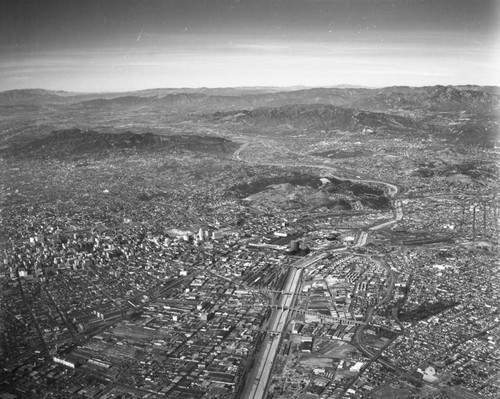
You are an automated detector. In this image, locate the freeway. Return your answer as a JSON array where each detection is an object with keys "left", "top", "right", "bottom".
[
  {"left": 243, "top": 254, "right": 326, "bottom": 399},
  {"left": 243, "top": 252, "right": 357, "bottom": 399},
  {"left": 243, "top": 266, "right": 301, "bottom": 399},
  {"left": 353, "top": 231, "right": 369, "bottom": 247},
  {"left": 369, "top": 199, "right": 404, "bottom": 231},
  {"left": 354, "top": 200, "right": 403, "bottom": 246},
  {"left": 297, "top": 252, "right": 329, "bottom": 268}
]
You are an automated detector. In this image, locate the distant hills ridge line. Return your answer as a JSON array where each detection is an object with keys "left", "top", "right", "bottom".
[
  {"left": 0, "top": 84, "right": 498, "bottom": 97},
  {"left": 1, "top": 84, "right": 497, "bottom": 151},
  {"left": 0, "top": 85, "right": 498, "bottom": 117}
]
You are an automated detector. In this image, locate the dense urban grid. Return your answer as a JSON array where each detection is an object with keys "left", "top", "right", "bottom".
[{"left": 0, "top": 85, "right": 499, "bottom": 399}]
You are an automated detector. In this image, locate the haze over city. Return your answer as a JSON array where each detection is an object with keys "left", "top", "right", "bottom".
[{"left": 1, "top": 0, "right": 499, "bottom": 92}]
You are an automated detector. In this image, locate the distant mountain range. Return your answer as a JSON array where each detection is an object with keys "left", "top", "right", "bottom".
[
  {"left": 0, "top": 85, "right": 498, "bottom": 150},
  {"left": 211, "top": 104, "right": 424, "bottom": 133}
]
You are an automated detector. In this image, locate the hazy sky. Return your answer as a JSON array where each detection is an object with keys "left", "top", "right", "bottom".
[{"left": 0, "top": 0, "right": 498, "bottom": 91}]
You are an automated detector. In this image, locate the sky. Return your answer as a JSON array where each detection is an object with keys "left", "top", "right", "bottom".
[{"left": 0, "top": 0, "right": 498, "bottom": 92}]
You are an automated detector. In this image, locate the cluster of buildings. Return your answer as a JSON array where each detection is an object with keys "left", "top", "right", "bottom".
[
  {"left": 2, "top": 211, "right": 353, "bottom": 398},
  {"left": 1, "top": 125, "right": 498, "bottom": 399},
  {"left": 375, "top": 247, "right": 500, "bottom": 394},
  {"left": 47, "top": 270, "right": 269, "bottom": 398}
]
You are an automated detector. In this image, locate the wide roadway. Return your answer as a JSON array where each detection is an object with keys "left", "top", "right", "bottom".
[{"left": 242, "top": 265, "right": 302, "bottom": 399}]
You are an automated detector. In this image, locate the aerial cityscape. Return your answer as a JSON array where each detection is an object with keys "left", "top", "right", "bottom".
[{"left": 1, "top": 1, "right": 499, "bottom": 399}]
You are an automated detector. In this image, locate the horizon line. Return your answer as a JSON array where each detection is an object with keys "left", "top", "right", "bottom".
[{"left": 1, "top": 83, "right": 499, "bottom": 95}]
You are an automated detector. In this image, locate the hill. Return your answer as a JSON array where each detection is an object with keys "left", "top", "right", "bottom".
[
  {"left": 2, "top": 129, "right": 238, "bottom": 159},
  {"left": 212, "top": 104, "right": 422, "bottom": 133},
  {"left": 231, "top": 173, "right": 390, "bottom": 211},
  {"left": 0, "top": 85, "right": 497, "bottom": 148}
]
